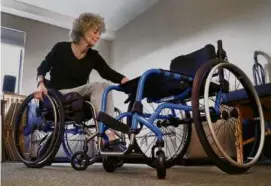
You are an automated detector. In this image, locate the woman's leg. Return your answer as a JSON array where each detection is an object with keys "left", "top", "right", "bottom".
[{"left": 59, "top": 82, "right": 116, "bottom": 140}]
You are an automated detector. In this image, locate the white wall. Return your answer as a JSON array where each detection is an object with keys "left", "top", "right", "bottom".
[
  {"left": 1, "top": 13, "right": 112, "bottom": 95},
  {"left": 111, "top": 0, "right": 271, "bottom": 110}
]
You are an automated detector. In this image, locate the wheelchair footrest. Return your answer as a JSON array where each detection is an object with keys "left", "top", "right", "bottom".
[{"left": 97, "top": 112, "right": 129, "bottom": 133}]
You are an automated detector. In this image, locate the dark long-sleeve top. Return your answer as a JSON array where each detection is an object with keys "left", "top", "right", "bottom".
[{"left": 37, "top": 42, "right": 125, "bottom": 90}]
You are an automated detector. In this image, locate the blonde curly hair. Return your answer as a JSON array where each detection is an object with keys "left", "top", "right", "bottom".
[{"left": 70, "top": 12, "right": 106, "bottom": 43}]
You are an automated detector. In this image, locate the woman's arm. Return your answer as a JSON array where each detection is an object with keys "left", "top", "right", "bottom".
[
  {"left": 37, "top": 42, "right": 60, "bottom": 83},
  {"left": 94, "top": 51, "right": 127, "bottom": 84}
]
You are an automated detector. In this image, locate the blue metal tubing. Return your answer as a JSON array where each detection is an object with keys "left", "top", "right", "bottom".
[
  {"left": 148, "top": 102, "right": 192, "bottom": 123},
  {"left": 101, "top": 109, "right": 176, "bottom": 140},
  {"left": 102, "top": 112, "right": 133, "bottom": 132},
  {"left": 64, "top": 128, "right": 84, "bottom": 135},
  {"left": 215, "top": 90, "right": 224, "bottom": 115},
  {"left": 131, "top": 103, "right": 192, "bottom": 141},
  {"left": 132, "top": 113, "right": 164, "bottom": 141},
  {"left": 141, "top": 113, "right": 174, "bottom": 120},
  {"left": 148, "top": 88, "right": 192, "bottom": 104},
  {"left": 115, "top": 112, "right": 132, "bottom": 121}
]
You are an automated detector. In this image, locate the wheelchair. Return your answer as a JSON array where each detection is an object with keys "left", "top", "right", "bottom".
[
  {"left": 252, "top": 50, "right": 271, "bottom": 159},
  {"left": 12, "top": 87, "right": 126, "bottom": 168},
  {"left": 94, "top": 40, "right": 265, "bottom": 179}
]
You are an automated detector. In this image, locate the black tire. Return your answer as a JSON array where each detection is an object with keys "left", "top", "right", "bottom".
[
  {"left": 192, "top": 59, "right": 263, "bottom": 174},
  {"left": 102, "top": 156, "right": 118, "bottom": 172},
  {"left": 116, "top": 157, "right": 124, "bottom": 168},
  {"left": 13, "top": 89, "right": 65, "bottom": 168},
  {"left": 71, "top": 151, "right": 89, "bottom": 171},
  {"left": 156, "top": 150, "right": 166, "bottom": 179},
  {"left": 263, "top": 133, "right": 271, "bottom": 159},
  {"left": 127, "top": 99, "right": 191, "bottom": 169}
]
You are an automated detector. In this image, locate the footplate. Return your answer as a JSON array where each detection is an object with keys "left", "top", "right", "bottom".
[{"left": 97, "top": 112, "right": 129, "bottom": 133}]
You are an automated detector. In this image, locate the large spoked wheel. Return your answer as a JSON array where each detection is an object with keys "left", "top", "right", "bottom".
[
  {"left": 127, "top": 99, "right": 191, "bottom": 168},
  {"left": 13, "top": 89, "right": 65, "bottom": 168},
  {"left": 192, "top": 60, "right": 265, "bottom": 174}
]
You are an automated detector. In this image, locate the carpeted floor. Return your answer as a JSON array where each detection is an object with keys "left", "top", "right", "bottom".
[{"left": 1, "top": 163, "right": 271, "bottom": 186}]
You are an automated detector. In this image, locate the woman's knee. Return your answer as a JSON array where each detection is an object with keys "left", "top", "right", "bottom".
[
  {"left": 87, "top": 82, "right": 111, "bottom": 95},
  {"left": 101, "top": 82, "right": 110, "bottom": 88}
]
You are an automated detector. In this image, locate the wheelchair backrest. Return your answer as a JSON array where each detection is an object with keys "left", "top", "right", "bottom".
[{"left": 170, "top": 44, "right": 216, "bottom": 77}]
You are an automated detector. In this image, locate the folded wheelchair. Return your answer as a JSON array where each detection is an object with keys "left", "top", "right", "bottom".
[{"left": 13, "top": 40, "right": 265, "bottom": 179}]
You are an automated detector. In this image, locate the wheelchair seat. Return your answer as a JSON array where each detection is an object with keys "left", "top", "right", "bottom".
[
  {"left": 41, "top": 89, "right": 93, "bottom": 122},
  {"left": 120, "top": 44, "right": 219, "bottom": 101}
]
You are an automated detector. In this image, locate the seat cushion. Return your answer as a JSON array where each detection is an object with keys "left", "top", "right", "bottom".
[
  {"left": 119, "top": 71, "right": 221, "bottom": 102},
  {"left": 41, "top": 90, "right": 93, "bottom": 122},
  {"left": 120, "top": 72, "right": 191, "bottom": 100}
]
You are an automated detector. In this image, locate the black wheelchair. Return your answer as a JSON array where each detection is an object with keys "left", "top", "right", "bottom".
[
  {"left": 12, "top": 87, "right": 126, "bottom": 168},
  {"left": 13, "top": 40, "right": 265, "bottom": 180}
]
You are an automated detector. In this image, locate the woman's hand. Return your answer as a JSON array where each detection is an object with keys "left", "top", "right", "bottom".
[
  {"left": 120, "top": 77, "right": 129, "bottom": 84},
  {"left": 34, "top": 82, "right": 48, "bottom": 100}
]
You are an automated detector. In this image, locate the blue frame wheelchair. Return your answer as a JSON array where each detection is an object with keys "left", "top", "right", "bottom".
[
  {"left": 13, "top": 40, "right": 265, "bottom": 179},
  {"left": 95, "top": 40, "right": 265, "bottom": 178}
]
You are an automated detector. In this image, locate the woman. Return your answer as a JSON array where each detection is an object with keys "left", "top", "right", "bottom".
[{"left": 34, "top": 12, "right": 129, "bottom": 147}]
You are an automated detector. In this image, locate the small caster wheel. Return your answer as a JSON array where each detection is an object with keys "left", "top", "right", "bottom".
[
  {"left": 103, "top": 156, "right": 118, "bottom": 172},
  {"left": 116, "top": 157, "right": 124, "bottom": 168},
  {"left": 71, "top": 151, "right": 89, "bottom": 171},
  {"left": 156, "top": 150, "right": 166, "bottom": 179}
]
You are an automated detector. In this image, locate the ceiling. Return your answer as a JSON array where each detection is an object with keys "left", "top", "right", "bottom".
[{"left": 1, "top": 0, "right": 161, "bottom": 40}]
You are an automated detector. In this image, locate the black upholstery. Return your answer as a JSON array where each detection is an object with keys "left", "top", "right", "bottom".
[
  {"left": 42, "top": 89, "right": 93, "bottom": 122},
  {"left": 120, "top": 44, "right": 217, "bottom": 100},
  {"left": 170, "top": 44, "right": 216, "bottom": 77},
  {"left": 120, "top": 74, "right": 191, "bottom": 100}
]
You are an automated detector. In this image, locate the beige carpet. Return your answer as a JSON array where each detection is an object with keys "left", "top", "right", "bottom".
[{"left": 1, "top": 163, "right": 271, "bottom": 186}]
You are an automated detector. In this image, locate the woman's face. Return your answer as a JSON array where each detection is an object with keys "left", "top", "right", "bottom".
[{"left": 83, "top": 27, "right": 102, "bottom": 47}]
